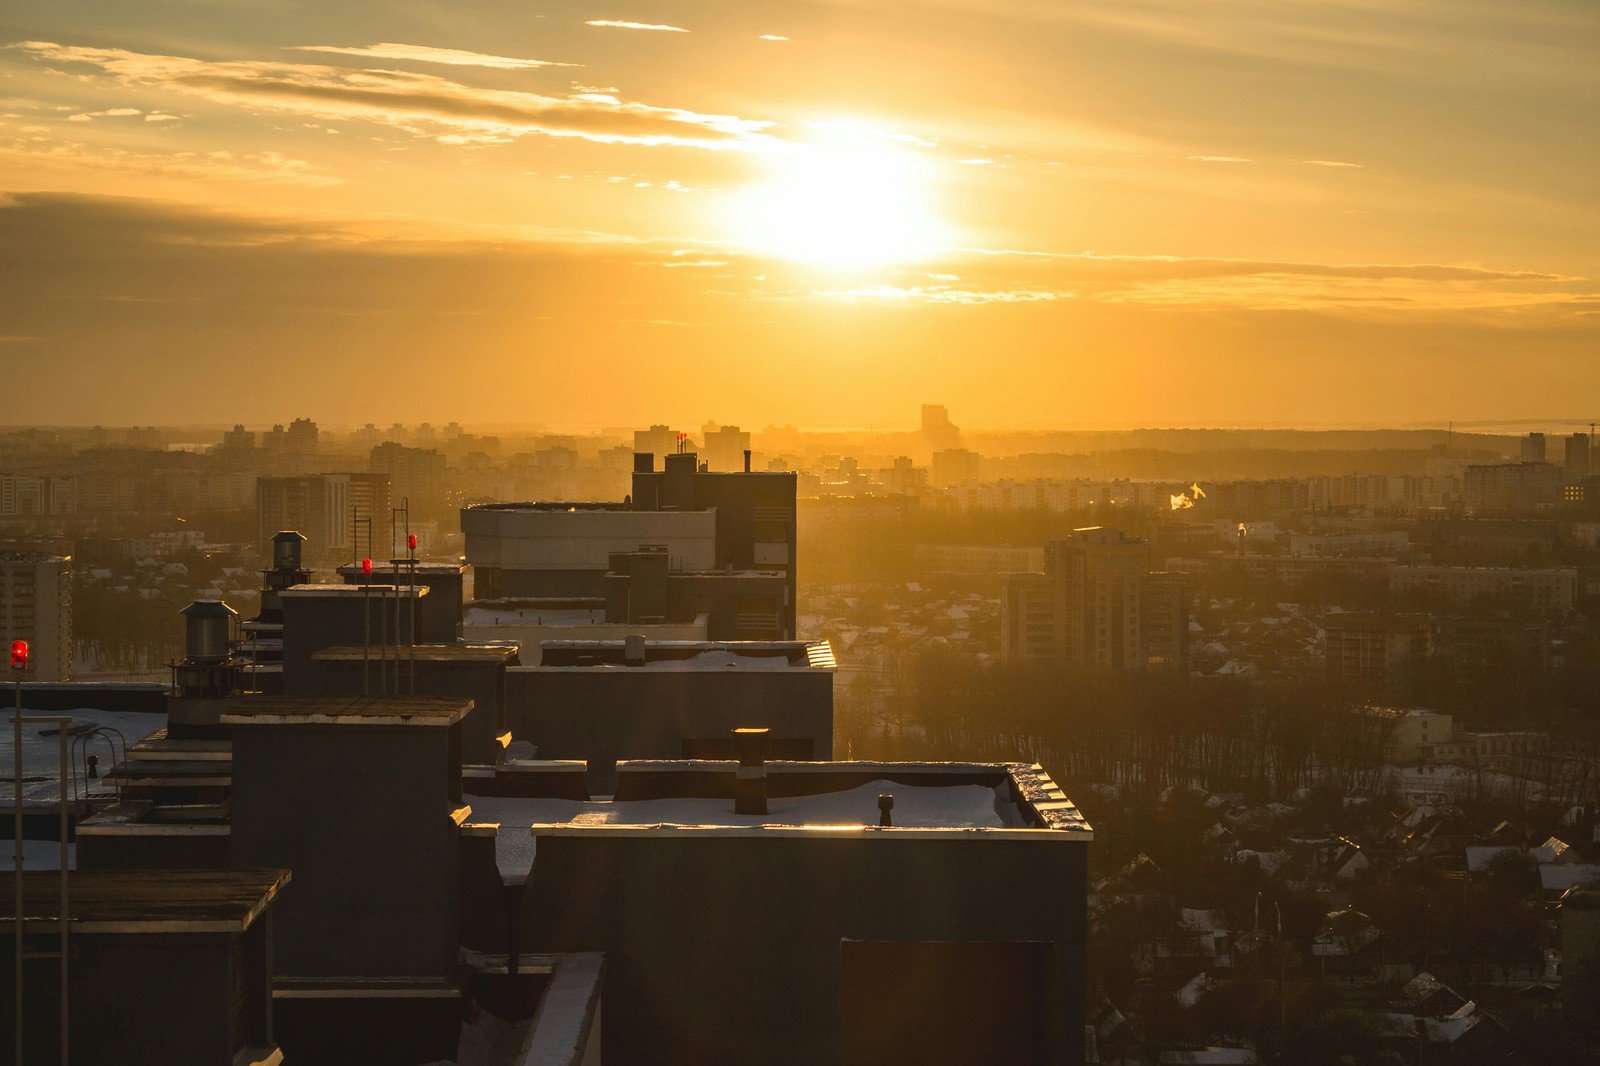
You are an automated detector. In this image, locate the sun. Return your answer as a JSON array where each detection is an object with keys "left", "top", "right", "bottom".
[{"left": 727, "top": 121, "right": 946, "bottom": 269}]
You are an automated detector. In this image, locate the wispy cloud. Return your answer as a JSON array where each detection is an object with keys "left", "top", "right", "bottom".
[
  {"left": 0, "top": 137, "right": 339, "bottom": 186},
  {"left": 12, "top": 41, "right": 770, "bottom": 150},
  {"left": 1298, "top": 158, "right": 1362, "bottom": 168},
  {"left": 585, "top": 20, "right": 689, "bottom": 33},
  {"left": 68, "top": 107, "right": 143, "bottom": 122},
  {"left": 757, "top": 35, "right": 790, "bottom": 42},
  {"left": 294, "top": 43, "right": 577, "bottom": 70},
  {"left": 1187, "top": 154, "right": 1252, "bottom": 164}
]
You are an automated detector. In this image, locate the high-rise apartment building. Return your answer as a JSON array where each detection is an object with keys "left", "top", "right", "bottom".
[
  {"left": 0, "top": 550, "right": 72, "bottom": 680},
  {"left": 256, "top": 472, "right": 391, "bottom": 562},
  {"left": 921, "top": 404, "right": 961, "bottom": 454},
  {"left": 1463, "top": 462, "right": 1562, "bottom": 512},
  {"left": 1001, "top": 528, "right": 1186, "bottom": 671},
  {"left": 285, "top": 417, "right": 319, "bottom": 455},
  {"left": 700, "top": 423, "right": 752, "bottom": 471},
  {"left": 369, "top": 442, "right": 448, "bottom": 521},
  {"left": 1566, "top": 433, "right": 1591, "bottom": 481},
  {"left": 1521, "top": 432, "right": 1547, "bottom": 462}
]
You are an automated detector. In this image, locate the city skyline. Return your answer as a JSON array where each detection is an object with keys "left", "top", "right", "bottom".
[{"left": 2, "top": 2, "right": 1597, "bottom": 426}]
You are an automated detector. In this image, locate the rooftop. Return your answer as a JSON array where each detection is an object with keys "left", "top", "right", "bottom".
[
  {"left": 219, "top": 695, "right": 473, "bottom": 727},
  {"left": 535, "top": 640, "right": 835, "bottom": 670},
  {"left": 0, "top": 706, "right": 163, "bottom": 805},
  {"left": 464, "top": 761, "right": 1087, "bottom": 877},
  {"left": 280, "top": 583, "right": 428, "bottom": 599},
  {"left": 313, "top": 644, "right": 520, "bottom": 664},
  {"left": 0, "top": 868, "right": 289, "bottom": 933},
  {"left": 335, "top": 561, "right": 464, "bottom": 575}
]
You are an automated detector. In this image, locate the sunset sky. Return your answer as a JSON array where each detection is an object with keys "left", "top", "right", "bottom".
[{"left": 1, "top": 1, "right": 1596, "bottom": 429}]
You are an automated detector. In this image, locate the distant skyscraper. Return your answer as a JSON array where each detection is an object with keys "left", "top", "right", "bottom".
[
  {"left": 1521, "top": 432, "right": 1547, "bottom": 462},
  {"left": 0, "top": 550, "right": 72, "bottom": 680},
  {"left": 921, "top": 404, "right": 961, "bottom": 454},
  {"left": 1566, "top": 433, "right": 1590, "bottom": 480},
  {"left": 634, "top": 424, "right": 690, "bottom": 460}
]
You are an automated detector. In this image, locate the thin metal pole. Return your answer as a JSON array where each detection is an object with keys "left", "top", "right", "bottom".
[
  {"left": 13, "top": 675, "right": 22, "bottom": 1066},
  {"left": 57, "top": 726, "right": 68, "bottom": 1066}
]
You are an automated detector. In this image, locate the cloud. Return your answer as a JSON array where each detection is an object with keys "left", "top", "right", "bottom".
[
  {"left": 11, "top": 41, "right": 769, "bottom": 150},
  {"left": 294, "top": 43, "right": 576, "bottom": 70},
  {"left": 757, "top": 35, "right": 790, "bottom": 42},
  {"left": 956, "top": 157, "right": 995, "bottom": 166},
  {"left": 1298, "top": 158, "right": 1363, "bottom": 168},
  {"left": 0, "top": 137, "right": 340, "bottom": 186},
  {"left": 1187, "top": 155, "right": 1252, "bottom": 163},
  {"left": 585, "top": 20, "right": 689, "bottom": 33},
  {"left": 67, "top": 108, "right": 143, "bottom": 122}
]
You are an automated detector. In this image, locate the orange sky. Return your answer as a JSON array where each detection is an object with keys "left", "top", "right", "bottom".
[{"left": 1, "top": 2, "right": 1596, "bottom": 428}]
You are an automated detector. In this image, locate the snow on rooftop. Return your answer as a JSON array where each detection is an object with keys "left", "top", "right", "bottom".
[
  {"left": 466, "top": 780, "right": 1024, "bottom": 880},
  {"left": 1, "top": 707, "right": 162, "bottom": 805}
]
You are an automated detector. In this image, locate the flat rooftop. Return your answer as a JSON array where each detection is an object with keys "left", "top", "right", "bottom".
[
  {"left": 336, "top": 561, "right": 463, "bottom": 574},
  {"left": 313, "top": 644, "right": 520, "bottom": 664},
  {"left": 536, "top": 640, "right": 834, "bottom": 670},
  {"left": 0, "top": 868, "right": 289, "bottom": 933},
  {"left": 219, "top": 695, "right": 473, "bottom": 727},
  {"left": 1, "top": 706, "right": 163, "bottom": 805},
  {"left": 280, "top": 583, "right": 427, "bottom": 598},
  {"left": 464, "top": 761, "right": 1088, "bottom": 878},
  {"left": 469, "top": 501, "right": 632, "bottom": 512}
]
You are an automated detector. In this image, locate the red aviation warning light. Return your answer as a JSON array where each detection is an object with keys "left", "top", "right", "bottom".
[
  {"left": 361, "top": 557, "right": 373, "bottom": 575},
  {"left": 407, "top": 534, "right": 417, "bottom": 551},
  {"left": 9, "top": 639, "right": 28, "bottom": 671}
]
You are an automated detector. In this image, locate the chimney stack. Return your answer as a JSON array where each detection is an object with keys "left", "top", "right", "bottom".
[
  {"left": 878, "top": 792, "right": 895, "bottom": 827},
  {"left": 733, "top": 727, "right": 769, "bottom": 815},
  {"left": 743, "top": 449, "right": 752, "bottom": 473}
]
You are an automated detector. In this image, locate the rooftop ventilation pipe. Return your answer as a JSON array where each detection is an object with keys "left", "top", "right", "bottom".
[
  {"left": 624, "top": 634, "right": 647, "bottom": 666},
  {"left": 733, "top": 727, "right": 769, "bottom": 815},
  {"left": 878, "top": 793, "right": 895, "bottom": 827}
]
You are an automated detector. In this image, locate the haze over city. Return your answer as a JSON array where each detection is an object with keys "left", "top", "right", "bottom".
[
  {"left": 7, "top": 3, "right": 1600, "bottom": 1065},
  {"left": 2, "top": 1, "right": 1597, "bottom": 427}
]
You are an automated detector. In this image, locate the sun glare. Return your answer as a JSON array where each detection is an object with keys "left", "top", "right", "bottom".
[{"left": 728, "top": 122, "right": 946, "bottom": 269}]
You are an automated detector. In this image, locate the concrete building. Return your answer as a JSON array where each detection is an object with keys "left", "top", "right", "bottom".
[
  {"left": 1521, "top": 432, "right": 1547, "bottom": 463},
  {"left": 464, "top": 503, "right": 717, "bottom": 598},
  {"left": 700, "top": 422, "right": 752, "bottom": 472},
  {"left": 369, "top": 441, "right": 448, "bottom": 522},
  {"left": 506, "top": 638, "right": 835, "bottom": 791},
  {"left": 931, "top": 447, "right": 981, "bottom": 487},
  {"left": 1287, "top": 530, "right": 1410, "bottom": 558},
  {"left": 256, "top": 471, "right": 391, "bottom": 562},
  {"left": 1323, "top": 612, "right": 1431, "bottom": 691},
  {"left": 1463, "top": 462, "right": 1562, "bottom": 512},
  {"left": 462, "top": 757, "right": 1090, "bottom": 1065},
  {"left": 914, "top": 543, "right": 1046, "bottom": 575},
  {"left": 921, "top": 403, "right": 961, "bottom": 454},
  {"left": 0, "top": 550, "right": 71, "bottom": 680},
  {"left": 1389, "top": 564, "right": 1577, "bottom": 613},
  {"left": 1567, "top": 433, "right": 1592, "bottom": 481},
  {"left": 1001, "top": 528, "right": 1183, "bottom": 671},
  {"left": 0, "top": 868, "right": 288, "bottom": 1066}
]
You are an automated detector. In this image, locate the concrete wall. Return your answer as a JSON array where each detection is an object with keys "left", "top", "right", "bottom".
[
  {"left": 519, "top": 834, "right": 1087, "bottom": 1065},
  {"left": 504, "top": 668, "right": 833, "bottom": 792},
  {"left": 0, "top": 925, "right": 266, "bottom": 1066},
  {"left": 339, "top": 565, "right": 464, "bottom": 642},
  {"left": 280, "top": 588, "right": 421, "bottom": 694},
  {"left": 230, "top": 723, "right": 462, "bottom": 980},
  {"left": 463, "top": 508, "right": 716, "bottom": 573},
  {"left": 313, "top": 656, "right": 507, "bottom": 763}
]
